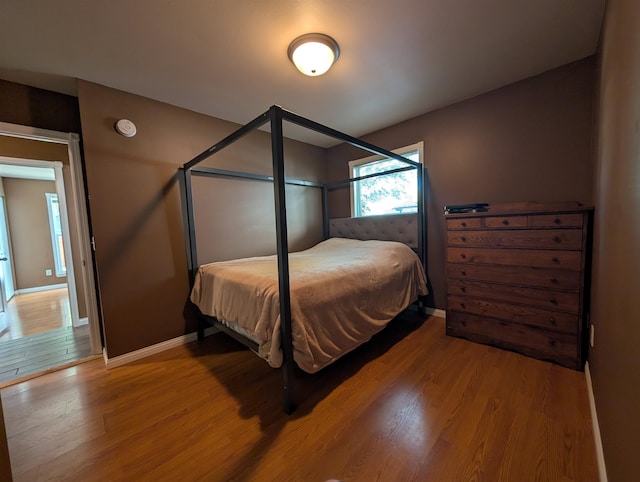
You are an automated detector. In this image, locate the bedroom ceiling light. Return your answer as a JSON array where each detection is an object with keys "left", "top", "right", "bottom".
[{"left": 287, "top": 33, "right": 340, "bottom": 76}]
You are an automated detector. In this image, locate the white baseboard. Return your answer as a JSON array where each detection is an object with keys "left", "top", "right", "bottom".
[
  {"left": 104, "top": 326, "right": 218, "bottom": 369},
  {"left": 424, "top": 307, "right": 446, "bottom": 319},
  {"left": 585, "top": 361, "right": 608, "bottom": 482},
  {"left": 15, "top": 283, "right": 67, "bottom": 295}
]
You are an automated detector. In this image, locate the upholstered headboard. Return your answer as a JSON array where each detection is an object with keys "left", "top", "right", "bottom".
[{"left": 329, "top": 213, "right": 419, "bottom": 249}]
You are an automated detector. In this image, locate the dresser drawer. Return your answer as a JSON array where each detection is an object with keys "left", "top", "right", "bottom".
[
  {"left": 447, "top": 229, "right": 583, "bottom": 250},
  {"left": 529, "top": 213, "right": 584, "bottom": 228},
  {"left": 447, "top": 263, "right": 581, "bottom": 290},
  {"left": 484, "top": 216, "right": 528, "bottom": 229},
  {"left": 448, "top": 295, "right": 577, "bottom": 333},
  {"left": 444, "top": 203, "right": 592, "bottom": 370},
  {"left": 446, "top": 312, "right": 579, "bottom": 369},
  {"left": 447, "top": 279, "right": 580, "bottom": 313},
  {"left": 447, "top": 247, "right": 582, "bottom": 270},
  {"left": 447, "top": 218, "right": 481, "bottom": 230}
]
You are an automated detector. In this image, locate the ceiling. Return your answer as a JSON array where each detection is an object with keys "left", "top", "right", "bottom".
[{"left": 0, "top": 0, "right": 605, "bottom": 146}]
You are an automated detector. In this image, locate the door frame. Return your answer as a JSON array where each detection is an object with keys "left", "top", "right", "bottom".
[
  {"left": 0, "top": 196, "right": 6, "bottom": 334},
  {"left": 0, "top": 157, "right": 79, "bottom": 324},
  {"left": 0, "top": 196, "right": 15, "bottom": 303},
  {"left": 0, "top": 121, "right": 102, "bottom": 355}
]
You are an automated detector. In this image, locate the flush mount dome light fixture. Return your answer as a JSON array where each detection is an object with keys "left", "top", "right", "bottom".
[{"left": 287, "top": 33, "right": 340, "bottom": 76}]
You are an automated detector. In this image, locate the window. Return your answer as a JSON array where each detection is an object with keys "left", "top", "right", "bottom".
[
  {"left": 349, "top": 142, "right": 423, "bottom": 217},
  {"left": 46, "top": 193, "right": 66, "bottom": 277}
]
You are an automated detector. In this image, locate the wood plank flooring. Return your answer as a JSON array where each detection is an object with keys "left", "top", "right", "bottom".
[
  {"left": 0, "top": 314, "right": 598, "bottom": 481},
  {"left": 0, "top": 288, "right": 92, "bottom": 386},
  {"left": 1, "top": 288, "right": 72, "bottom": 341},
  {"left": 0, "top": 326, "right": 92, "bottom": 385}
]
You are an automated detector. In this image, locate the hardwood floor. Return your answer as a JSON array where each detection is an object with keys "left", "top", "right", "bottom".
[
  {"left": 0, "top": 314, "right": 598, "bottom": 481},
  {"left": 0, "top": 288, "right": 92, "bottom": 386},
  {"left": 0, "top": 326, "right": 93, "bottom": 385},
  {"left": 1, "top": 288, "right": 72, "bottom": 341}
]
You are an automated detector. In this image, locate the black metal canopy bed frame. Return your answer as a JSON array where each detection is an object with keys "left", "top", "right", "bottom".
[{"left": 182, "top": 105, "right": 428, "bottom": 414}]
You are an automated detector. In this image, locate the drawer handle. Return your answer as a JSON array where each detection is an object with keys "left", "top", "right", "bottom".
[
  {"left": 550, "top": 278, "right": 558, "bottom": 284},
  {"left": 460, "top": 302, "right": 466, "bottom": 309},
  {"left": 553, "top": 218, "right": 561, "bottom": 225},
  {"left": 502, "top": 219, "right": 509, "bottom": 225},
  {"left": 461, "top": 270, "right": 467, "bottom": 276},
  {"left": 550, "top": 297, "right": 558, "bottom": 305},
  {"left": 549, "top": 317, "right": 557, "bottom": 326},
  {"left": 548, "top": 338, "right": 556, "bottom": 347},
  {"left": 461, "top": 236, "right": 467, "bottom": 242},
  {"left": 460, "top": 286, "right": 466, "bottom": 293},
  {"left": 460, "top": 253, "right": 467, "bottom": 260},
  {"left": 552, "top": 257, "right": 560, "bottom": 264},
  {"left": 553, "top": 236, "right": 562, "bottom": 243},
  {"left": 461, "top": 222, "right": 467, "bottom": 227}
]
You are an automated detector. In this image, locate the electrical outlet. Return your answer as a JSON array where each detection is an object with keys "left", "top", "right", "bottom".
[
  {"left": 589, "top": 324, "right": 595, "bottom": 348},
  {"left": 45, "top": 269, "right": 52, "bottom": 276}
]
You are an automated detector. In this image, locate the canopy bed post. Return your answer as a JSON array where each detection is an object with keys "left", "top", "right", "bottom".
[
  {"left": 422, "top": 167, "right": 428, "bottom": 274},
  {"left": 183, "top": 105, "right": 430, "bottom": 415},
  {"left": 322, "top": 185, "right": 329, "bottom": 239},
  {"left": 182, "top": 167, "right": 206, "bottom": 339},
  {"left": 182, "top": 168, "right": 199, "bottom": 283},
  {"left": 269, "top": 106, "right": 297, "bottom": 414},
  {"left": 416, "top": 165, "right": 428, "bottom": 313}
]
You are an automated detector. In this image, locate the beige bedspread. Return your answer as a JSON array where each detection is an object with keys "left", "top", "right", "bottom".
[{"left": 190, "top": 237, "right": 428, "bottom": 373}]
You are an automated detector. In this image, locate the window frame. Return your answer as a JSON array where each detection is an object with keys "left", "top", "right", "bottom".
[
  {"left": 348, "top": 141, "right": 424, "bottom": 217},
  {"left": 45, "top": 192, "right": 67, "bottom": 278}
]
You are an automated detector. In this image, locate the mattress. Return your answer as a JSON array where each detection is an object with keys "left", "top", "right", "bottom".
[{"left": 190, "top": 237, "right": 428, "bottom": 373}]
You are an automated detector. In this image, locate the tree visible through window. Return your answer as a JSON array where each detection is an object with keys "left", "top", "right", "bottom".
[{"left": 350, "top": 143, "right": 422, "bottom": 217}]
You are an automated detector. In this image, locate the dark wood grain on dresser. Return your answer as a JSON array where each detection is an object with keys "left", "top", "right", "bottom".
[
  {"left": 447, "top": 279, "right": 580, "bottom": 312},
  {"left": 447, "top": 229, "right": 583, "bottom": 249},
  {"left": 447, "top": 312, "right": 578, "bottom": 368},
  {"left": 448, "top": 295, "right": 578, "bottom": 333},
  {"left": 447, "top": 247, "right": 582, "bottom": 270},
  {"left": 529, "top": 213, "right": 584, "bottom": 228},
  {"left": 447, "top": 263, "right": 582, "bottom": 290},
  {"left": 445, "top": 203, "right": 593, "bottom": 370},
  {"left": 484, "top": 215, "right": 528, "bottom": 228}
]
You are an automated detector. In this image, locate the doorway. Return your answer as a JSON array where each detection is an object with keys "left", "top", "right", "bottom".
[{"left": 0, "top": 122, "right": 101, "bottom": 385}]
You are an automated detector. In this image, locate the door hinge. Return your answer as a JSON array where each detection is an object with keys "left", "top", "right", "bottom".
[{"left": 91, "top": 236, "right": 96, "bottom": 252}]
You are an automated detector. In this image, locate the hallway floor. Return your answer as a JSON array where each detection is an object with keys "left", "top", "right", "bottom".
[
  {"left": 0, "top": 288, "right": 93, "bottom": 386},
  {"left": 1, "top": 287, "right": 72, "bottom": 341},
  {"left": 0, "top": 325, "right": 91, "bottom": 385}
]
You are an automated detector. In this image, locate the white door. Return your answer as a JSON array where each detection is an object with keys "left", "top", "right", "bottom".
[
  {"left": 0, "top": 197, "right": 11, "bottom": 333},
  {"left": 0, "top": 274, "right": 5, "bottom": 334},
  {"left": 0, "top": 196, "right": 14, "bottom": 302}
]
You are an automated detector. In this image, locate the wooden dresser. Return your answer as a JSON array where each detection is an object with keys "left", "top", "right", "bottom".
[{"left": 445, "top": 202, "right": 593, "bottom": 370}]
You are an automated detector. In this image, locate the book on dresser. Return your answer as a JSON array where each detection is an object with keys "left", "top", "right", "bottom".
[{"left": 444, "top": 201, "right": 594, "bottom": 370}]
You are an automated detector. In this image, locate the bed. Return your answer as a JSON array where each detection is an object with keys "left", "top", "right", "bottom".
[
  {"left": 191, "top": 236, "right": 427, "bottom": 373},
  {"left": 182, "top": 105, "right": 429, "bottom": 413}
]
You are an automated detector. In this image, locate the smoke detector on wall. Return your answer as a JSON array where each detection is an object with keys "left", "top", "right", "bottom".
[{"left": 114, "top": 119, "right": 137, "bottom": 137}]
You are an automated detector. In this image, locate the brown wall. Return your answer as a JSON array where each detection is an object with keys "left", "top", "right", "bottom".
[
  {"left": 0, "top": 79, "right": 81, "bottom": 134},
  {"left": 591, "top": 0, "right": 640, "bottom": 480},
  {"left": 0, "top": 136, "right": 87, "bottom": 318},
  {"left": 3, "top": 177, "right": 65, "bottom": 289},
  {"left": 77, "top": 81, "right": 326, "bottom": 358},
  {"left": 192, "top": 129, "right": 326, "bottom": 264},
  {"left": 328, "top": 58, "right": 596, "bottom": 309}
]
